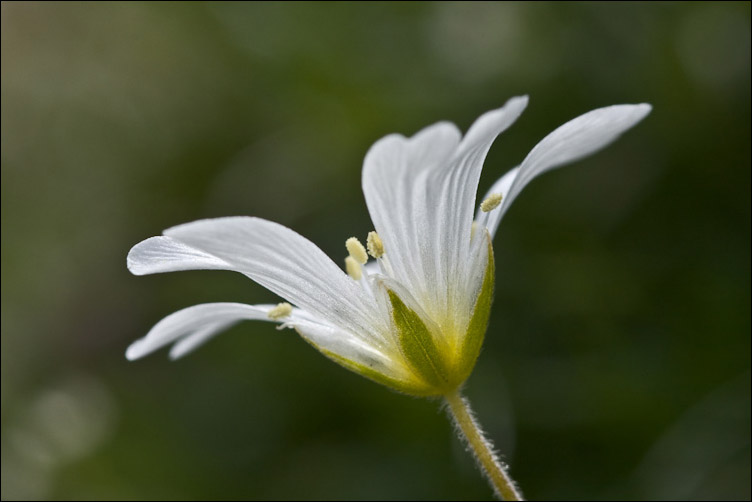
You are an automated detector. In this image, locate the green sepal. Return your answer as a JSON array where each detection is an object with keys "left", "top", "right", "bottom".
[
  {"left": 456, "top": 234, "right": 495, "bottom": 383},
  {"left": 388, "top": 290, "right": 450, "bottom": 391}
]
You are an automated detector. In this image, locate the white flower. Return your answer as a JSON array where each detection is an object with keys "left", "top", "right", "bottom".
[{"left": 126, "top": 96, "right": 651, "bottom": 396}]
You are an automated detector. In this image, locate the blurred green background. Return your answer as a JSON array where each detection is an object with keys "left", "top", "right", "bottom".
[{"left": 2, "top": 2, "right": 750, "bottom": 500}]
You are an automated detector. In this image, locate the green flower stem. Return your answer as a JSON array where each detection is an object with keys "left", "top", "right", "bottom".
[{"left": 444, "top": 390, "right": 523, "bottom": 500}]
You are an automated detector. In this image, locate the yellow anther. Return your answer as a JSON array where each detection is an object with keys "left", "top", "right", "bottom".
[
  {"left": 470, "top": 221, "right": 479, "bottom": 239},
  {"left": 345, "top": 256, "right": 362, "bottom": 280},
  {"left": 268, "top": 302, "right": 293, "bottom": 320},
  {"left": 480, "top": 193, "right": 503, "bottom": 212},
  {"left": 366, "top": 231, "right": 385, "bottom": 258},
  {"left": 345, "top": 237, "right": 368, "bottom": 265}
]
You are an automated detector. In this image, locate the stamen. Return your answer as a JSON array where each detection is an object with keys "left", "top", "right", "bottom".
[
  {"left": 367, "top": 231, "right": 385, "bottom": 258},
  {"left": 470, "top": 221, "right": 479, "bottom": 239},
  {"left": 345, "top": 256, "right": 362, "bottom": 280},
  {"left": 480, "top": 193, "right": 503, "bottom": 212},
  {"left": 346, "top": 237, "right": 368, "bottom": 265},
  {"left": 268, "top": 302, "right": 293, "bottom": 320}
]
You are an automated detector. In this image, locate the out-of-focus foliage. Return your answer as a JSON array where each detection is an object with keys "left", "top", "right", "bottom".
[{"left": 2, "top": 2, "right": 749, "bottom": 500}]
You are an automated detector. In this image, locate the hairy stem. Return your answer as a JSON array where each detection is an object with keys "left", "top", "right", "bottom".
[{"left": 444, "top": 390, "right": 523, "bottom": 500}]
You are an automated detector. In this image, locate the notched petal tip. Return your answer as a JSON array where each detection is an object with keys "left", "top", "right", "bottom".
[
  {"left": 125, "top": 303, "right": 280, "bottom": 362},
  {"left": 167, "top": 328, "right": 219, "bottom": 360},
  {"left": 362, "top": 133, "right": 409, "bottom": 169},
  {"left": 362, "top": 121, "right": 462, "bottom": 180}
]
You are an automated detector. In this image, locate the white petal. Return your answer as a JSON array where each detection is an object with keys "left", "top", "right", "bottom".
[
  {"left": 163, "top": 217, "right": 388, "bottom": 344},
  {"left": 293, "top": 319, "right": 408, "bottom": 379},
  {"left": 459, "top": 96, "right": 529, "bottom": 154},
  {"left": 128, "top": 236, "right": 230, "bottom": 275},
  {"left": 127, "top": 302, "right": 395, "bottom": 368},
  {"left": 168, "top": 324, "right": 228, "bottom": 360},
  {"left": 126, "top": 303, "right": 276, "bottom": 360},
  {"left": 437, "top": 96, "right": 527, "bottom": 316},
  {"left": 363, "top": 260, "right": 382, "bottom": 276},
  {"left": 168, "top": 307, "right": 339, "bottom": 361},
  {"left": 362, "top": 121, "right": 461, "bottom": 305},
  {"left": 497, "top": 103, "right": 652, "bottom": 221},
  {"left": 362, "top": 96, "right": 527, "bottom": 323}
]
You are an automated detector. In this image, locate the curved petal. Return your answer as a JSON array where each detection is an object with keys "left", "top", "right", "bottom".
[
  {"left": 168, "top": 324, "right": 232, "bottom": 360},
  {"left": 362, "top": 96, "right": 528, "bottom": 323},
  {"left": 131, "top": 217, "right": 388, "bottom": 344},
  {"left": 294, "top": 320, "right": 404, "bottom": 376},
  {"left": 362, "top": 121, "right": 461, "bottom": 303},
  {"left": 496, "top": 103, "right": 652, "bottom": 222},
  {"left": 127, "top": 302, "right": 398, "bottom": 369},
  {"left": 126, "top": 303, "right": 278, "bottom": 360},
  {"left": 294, "top": 320, "right": 436, "bottom": 395},
  {"left": 170, "top": 305, "right": 341, "bottom": 359},
  {"left": 436, "top": 96, "right": 527, "bottom": 317}
]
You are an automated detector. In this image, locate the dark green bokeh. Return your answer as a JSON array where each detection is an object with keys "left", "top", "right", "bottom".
[{"left": 2, "top": 2, "right": 749, "bottom": 500}]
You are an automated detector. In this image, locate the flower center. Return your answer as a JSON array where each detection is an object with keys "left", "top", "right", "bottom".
[{"left": 343, "top": 232, "right": 394, "bottom": 282}]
